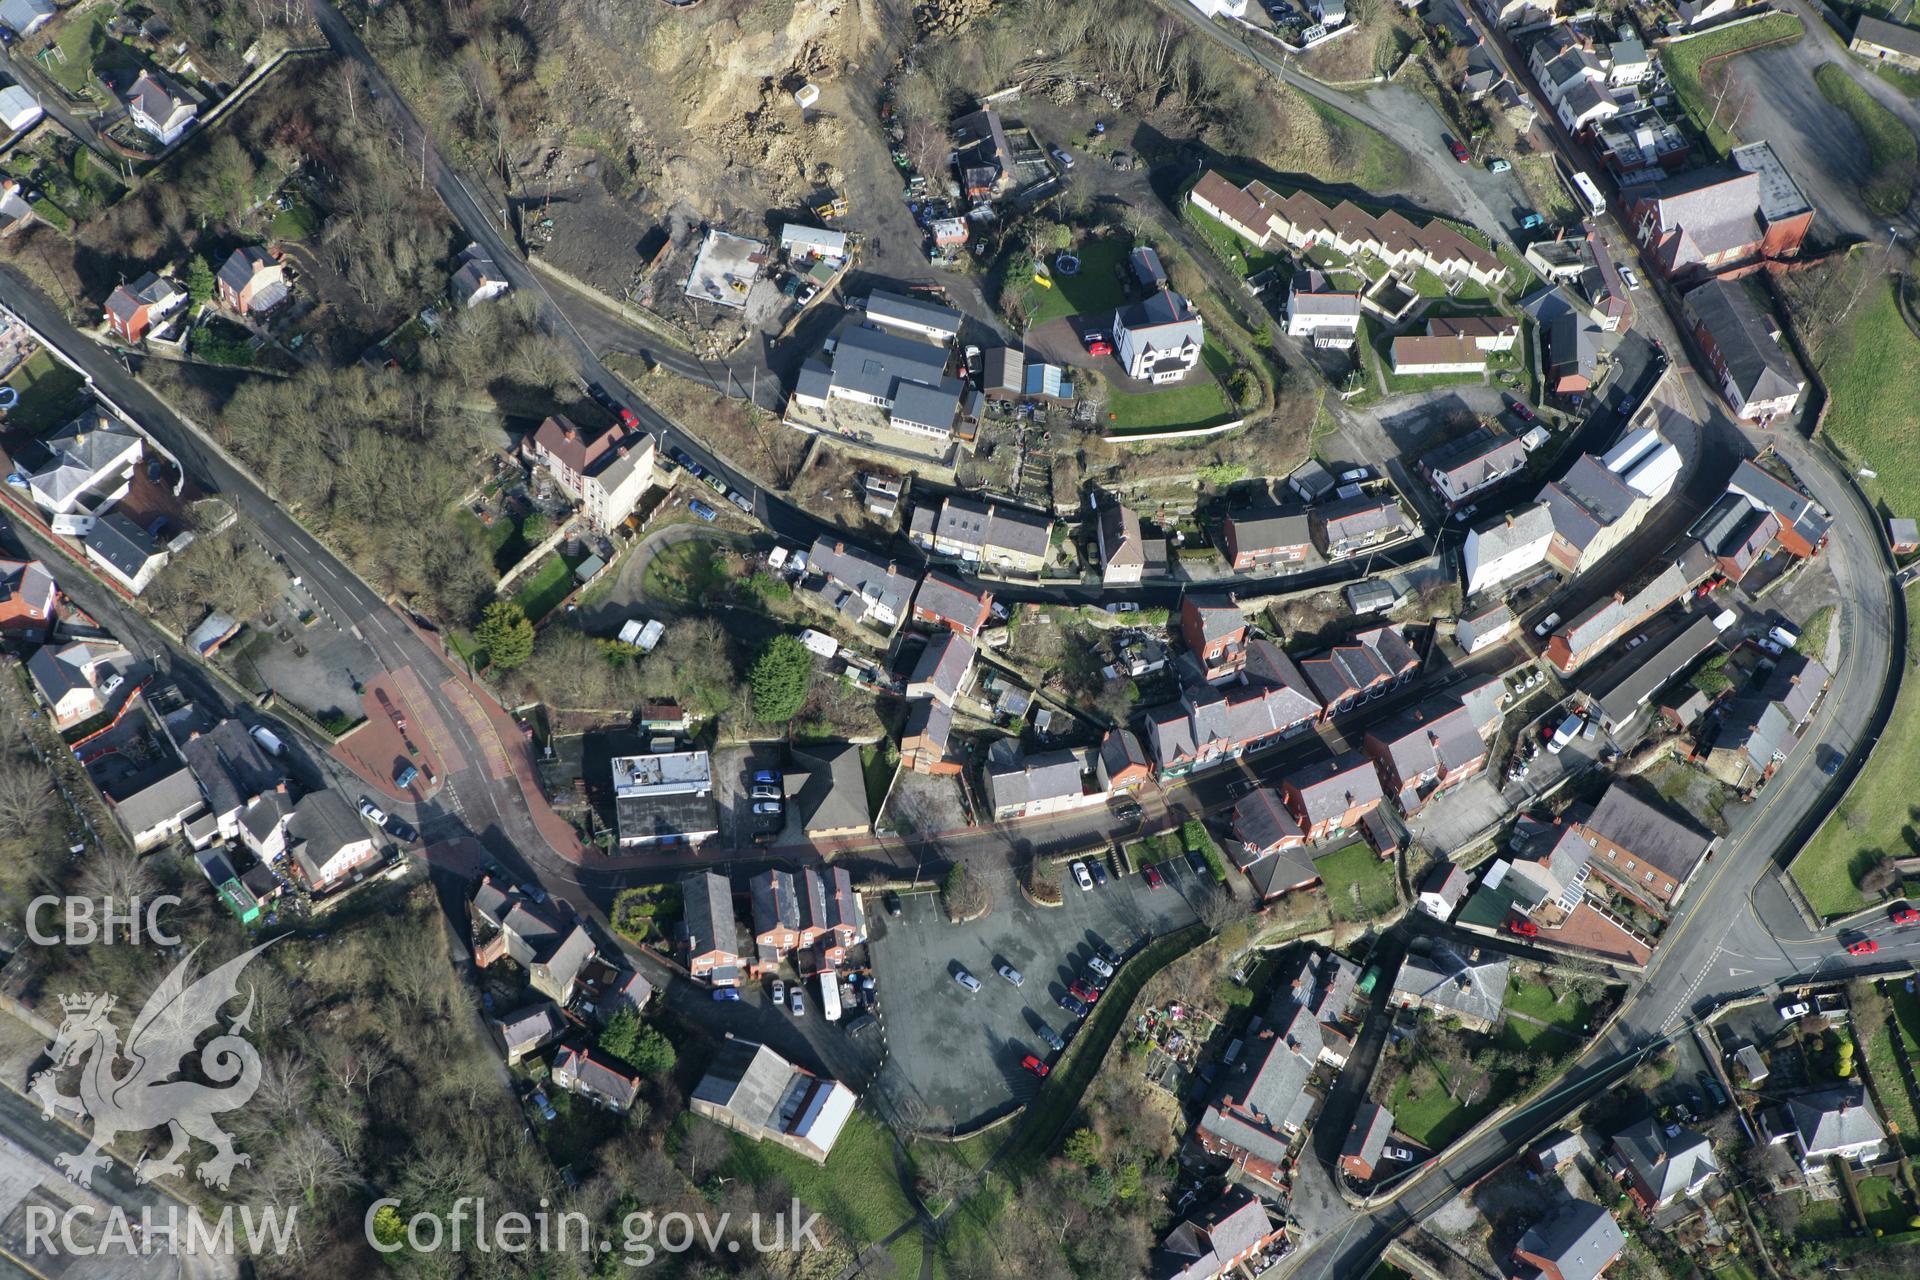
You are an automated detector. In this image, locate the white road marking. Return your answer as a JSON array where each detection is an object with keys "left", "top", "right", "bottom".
[{"left": 1727, "top": 966, "right": 1752, "bottom": 977}]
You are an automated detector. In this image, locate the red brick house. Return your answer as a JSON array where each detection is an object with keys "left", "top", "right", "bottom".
[
  {"left": 1574, "top": 785, "right": 1717, "bottom": 915},
  {"left": 1628, "top": 142, "right": 1812, "bottom": 282},
  {"left": 1362, "top": 696, "right": 1488, "bottom": 816},
  {"left": 0, "top": 558, "right": 56, "bottom": 640},
  {"left": 104, "top": 272, "right": 186, "bottom": 344},
  {"left": 1181, "top": 594, "right": 1248, "bottom": 681},
  {"left": 1223, "top": 507, "right": 1312, "bottom": 572},
  {"left": 682, "top": 871, "right": 743, "bottom": 985},
  {"left": 1339, "top": 1102, "right": 1394, "bottom": 1180},
  {"left": 1278, "top": 752, "right": 1384, "bottom": 844},
  {"left": 910, "top": 571, "right": 994, "bottom": 636}
]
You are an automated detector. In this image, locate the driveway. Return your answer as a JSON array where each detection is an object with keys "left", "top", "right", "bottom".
[{"left": 868, "top": 861, "right": 1204, "bottom": 1131}]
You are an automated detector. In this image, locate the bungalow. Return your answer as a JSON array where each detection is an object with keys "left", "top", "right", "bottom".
[
  {"left": 1612, "top": 1118, "right": 1718, "bottom": 1211},
  {"left": 1427, "top": 316, "right": 1521, "bottom": 353},
  {"left": 1278, "top": 751, "right": 1384, "bottom": 844},
  {"left": 1513, "top": 1201, "right": 1625, "bottom": 1280},
  {"left": 1852, "top": 15, "right": 1920, "bottom": 72},
  {"left": 682, "top": 871, "right": 743, "bottom": 985},
  {"left": 104, "top": 273, "right": 188, "bottom": 344},
  {"left": 910, "top": 571, "right": 993, "bottom": 636},
  {"left": 1363, "top": 696, "right": 1488, "bottom": 815},
  {"left": 216, "top": 247, "right": 289, "bottom": 315},
  {"left": 1390, "top": 334, "right": 1486, "bottom": 377},
  {"left": 1223, "top": 506, "right": 1312, "bottom": 571},
  {"left": 553, "top": 1044, "right": 641, "bottom": 1112},
  {"left": 691, "top": 1038, "right": 857, "bottom": 1164},
  {"left": 1340, "top": 1103, "right": 1395, "bottom": 1181}
]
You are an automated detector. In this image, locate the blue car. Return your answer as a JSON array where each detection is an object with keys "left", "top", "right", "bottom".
[
  {"left": 1057, "top": 992, "right": 1088, "bottom": 1018},
  {"left": 393, "top": 764, "right": 419, "bottom": 788},
  {"left": 690, "top": 500, "right": 719, "bottom": 522},
  {"left": 712, "top": 987, "right": 742, "bottom": 1002},
  {"left": 1088, "top": 862, "right": 1108, "bottom": 886},
  {"left": 752, "top": 769, "right": 780, "bottom": 785},
  {"left": 668, "top": 447, "right": 694, "bottom": 468}
]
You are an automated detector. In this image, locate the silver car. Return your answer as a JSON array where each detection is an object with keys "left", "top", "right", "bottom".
[
  {"left": 996, "top": 962, "right": 1024, "bottom": 987},
  {"left": 1086, "top": 955, "right": 1114, "bottom": 979},
  {"left": 954, "top": 968, "right": 981, "bottom": 993}
]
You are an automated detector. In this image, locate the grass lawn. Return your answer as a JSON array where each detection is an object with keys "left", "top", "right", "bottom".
[
  {"left": 269, "top": 196, "right": 321, "bottom": 239},
  {"left": 1184, "top": 202, "right": 1288, "bottom": 278},
  {"left": 1867, "top": 56, "right": 1920, "bottom": 98},
  {"left": 1498, "top": 978, "right": 1593, "bottom": 1051},
  {"left": 1709, "top": 1261, "right": 1760, "bottom": 1280},
  {"left": 1102, "top": 344, "right": 1237, "bottom": 433},
  {"left": 1856, "top": 1174, "right": 1916, "bottom": 1234},
  {"left": 860, "top": 742, "right": 898, "bottom": 815},
  {"left": 1790, "top": 584, "right": 1920, "bottom": 918},
  {"left": 640, "top": 539, "right": 728, "bottom": 607},
  {"left": 1660, "top": 12, "right": 1805, "bottom": 154},
  {"left": 1796, "top": 604, "right": 1835, "bottom": 659},
  {"left": 1812, "top": 278, "right": 1920, "bottom": 516},
  {"left": 1387, "top": 1054, "right": 1507, "bottom": 1148},
  {"left": 718, "top": 1109, "right": 918, "bottom": 1251},
  {"left": 42, "top": 10, "right": 114, "bottom": 97},
  {"left": 1317, "top": 841, "right": 1398, "bottom": 922},
  {"left": 510, "top": 552, "right": 582, "bottom": 623},
  {"left": 455, "top": 508, "right": 531, "bottom": 575},
  {"left": 1029, "top": 238, "right": 1129, "bottom": 326},
  {"left": 1800, "top": 1194, "right": 1853, "bottom": 1239},
  {"left": 2, "top": 348, "right": 84, "bottom": 433},
  {"left": 1299, "top": 92, "right": 1411, "bottom": 190},
  {"left": 1814, "top": 63, "right": 1919, "bottom": 216},
  {"left": 1879, "top": 982, "right": 1920, "bottom": 1154}
]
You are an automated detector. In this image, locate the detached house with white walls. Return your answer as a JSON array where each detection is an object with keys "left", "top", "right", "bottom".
[{"left": 1113, "top": 288, "right": 1204, "bottom": 384}]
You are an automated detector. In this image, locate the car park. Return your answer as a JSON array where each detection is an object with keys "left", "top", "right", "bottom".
[
  {"left": 358, "top": 798, "right": 388, "bottom": 826},
  {"left": 954, "top": 968, "right": 982, "bottom": 993},
  {"left": 996, "top": 962, "right": 1025, "bottom": 987},
  {"left": 1021, "top": 1054, "right": 1051, "bottom": 1077},
  {"left": 1071, "top": 860, "right": 1094, "bottom": 891}
]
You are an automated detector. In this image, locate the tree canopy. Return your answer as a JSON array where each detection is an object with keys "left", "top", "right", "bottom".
[
  {"left": 747, "top": 634, "right": 813, "bottom": 723},
  {"left": 475, "top": 600, "right": 534, "bottom": 669}
]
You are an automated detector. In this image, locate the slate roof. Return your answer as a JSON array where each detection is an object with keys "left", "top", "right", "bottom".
[
  {"left": 1582, "top": 784, "right": 1714, "bottom": 881},
  {"left": 1301, "top": 625, "right": 1418, "bottom": 705},
  {"left": 1855, "top": 14, "right": 1920, "bottom": 58},
  {"left": 791, "top": 743, "right": 871, "bottom": 835},
  {"left": 1422, "top": 426, "right": 1528, "bottom": 500},
  {"left": 908, "top": 630, "right": 976, "bottom": 698},
  {"left": 829, "top": 323, "right": 951, "bottom": 401},
  {"left": 1314, "top": 495, "right": 1409, "bottom": 548},
  {"left": 912, "top": 570, "right": 989, "bottom": 626},
  {"left": 111, "top": 766, "right": 202, "bottom": 840},
  {"left": 1515, "top": 1201, "right": 1624, "bottom": 1280},
  {"left": 1285, "top": 751, "right": 1384, "bottom": 826},
  {"left": 1100, "top": 727, "right": 1150, "bottom": 779},
  {"left": 1468, "top": 500, "right": 1557, "bottom": 561},
  {"left": 1343, "top": 1102, "right": 1395, "bottom": 1172},
  {"left": 751, "top": 869, "right": 803, "bottom": 938},
  {"left": 105, "top": 272, "right": 184, "bottom": 326},
  {"left": 1727, "top": 459, "right": 1831, "bottom": 549},
  {"left": 1547, "top": 313, "right": 1604, "bottom": 384},
  {"left": 1227, "top": 505, "right": 1313, "bottom": 550},
  {"left": 809, "top": 537, "right": 914, "bottom": 623},
  {"left": 1288, "top": 268, "right": 1362, "bottom": 318},
  {"left": 129, "top": 70, "right": 192, "bottom": 126},
  {"left": 1789, "top": 1087, "right": 1886, "bottom": 1154},
  {"left": 85, "top": 513, "right": 163, "bottom": 583},
  {"left": 1097, "top": 502, "right": 1145, "bottom": 571},
  {"left": 933, "top": 496, "right": 1052, "bottom": 558},
  {"left": 1234, "top": 787, "right": 1304, "bottom": 853},
  {"left": 1554, "top": 562, "right": 1690, "bottom": 661},
  {"left": 1419, "top": 861, "right": 1470, "bottom": 913},
  {"left": 1613, "top": 1117, "right": 1719, "bottom": 1203},
  {"left": 555, "top": 1044, "right": 639, "bottom": 1106},
  {"left": 217, "top": 246, "right": 274, "bottom": 297},
  {"left": 1392, "top": 941, "right": 1507, "bottom": 1025},
  {"left": 493, "top": 1002, "right": 563, "bottom": 1051},
  {"left": 1245, "top": 845, "right": 1320, "bottom": 898},
  {"left": 1116, "top": 287, "right": 1204, "bottom": 350},
  {"left": 865, "top": 289, "right": 963, "bottom": 336},
  {"left": 286, "top": 789, "right": 369, "bottom": 884},
  {"left": 1153, "top": 1186, "right": 1274, "bottom": 1280},
  {"left": 177, "top": 719, "right": 286, "bottom": 818},
  {"left": 682, "top": 871, "right": 739, "bottom": 958},
  {"left": 32, "top": 411, "right": 141, "bottom": 509},
  {"left": 1367, "top": 696, "right": 1485, "bottom": 787},
  {"left": 1185, "top": 595, "right": 1245, "bottom": 644},
  {"left": 1590, "top": 610, "right": 1724, "bottom": 727},
  {"left": 988, "top": 747, "right": 1087, "bottom": 810},
  {"left": 1686, "top": 278, "right": 1800, "bottom": 406}
]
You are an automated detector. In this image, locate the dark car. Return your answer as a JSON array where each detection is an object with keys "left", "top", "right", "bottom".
[
  {"left": 712, "top": 987, "right": 742, "bottom": 1002},
  {"left": 1038, "top": 1023, "right": 1066, "bottom": 1053},
  {"left": 1446, "top": 136, "right": 1469, "bottom": 163},
  {"left": 1114, "top": 801, "right": 1143, "bottom": 823},
  {"left": 669, "top": 447, "right": 695, "bottom": 468},
  {"left": 884, "top": 890, "right": 903, "bottom": 917},
  {"left": 1083, "top": 966, "right": 1109, "bottom": 991},
  {"left": 1143, "top": 865, "right": 1164, "bottom": 890},
  {"left": 1186, "top": 849, "right": 1209, "bottom": 875},
  {"left": 384, "top": 817, "right": 418, "bottom": 844},
  {"left": 1056, "top": 992, "right": 1088, "bottom": 1017},
  {"left": 588, "top": 383, "right": 617, "bottom": 409},
  {"left": 1698, "top": 1072, "right": 1728, "bottom": 1108},
  {"left": 1088, "top": 862, "right": 1108, "bottom": 887},
  {"left": 1095, "top": 941, "right": 1122, "bottom": 968}
]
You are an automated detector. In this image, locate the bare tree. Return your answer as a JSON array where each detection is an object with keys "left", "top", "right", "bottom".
[
  {"left": 0, "top": 762, "right": 53, "bottom": 841},
  {"left": 679, "top": 1118, "right": 730, "bottom": 1182}
]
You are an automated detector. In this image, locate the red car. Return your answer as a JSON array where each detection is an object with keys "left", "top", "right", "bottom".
[
  {"left": 1847, "top": 938, "right": 1880, "bottom": 956},
  {"left": 1892, "top": 906, "right": 1920, "bottom": 925},
  {"left": 1143, "top": 864, "right": 1164, "bottom": 890},
  {"left": 1069, "top": 979, "right": 1101, "bottom": 1005},
  {"left": 1510, "top": 401, "right": 1534, "bottom": 421},
  {"left": 1021, "top": 1054, "right": 1050, "bottom": 1078},
  {"left": 1446, "top": 136, "right": 1469, "bottom": 163},
  {"left": 1506, "top": 918, "right": 1539, "bottom": 937},
  {"left": 619, "top": 407, "right": 640, "bottom": 430},
  {"left": 1083, "top": 332, "right": 1112, "bottom": 356}
]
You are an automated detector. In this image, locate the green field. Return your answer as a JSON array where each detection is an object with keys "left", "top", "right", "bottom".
[
  {"left": 1814, "top": 63, "right": 1919, "bottom": 216},
  {"left": 1387, "top": 1052, "right": 1507, "bottom": 1148},
  {"left": 1814, "top": 278, "right": 1920, "bottom": 516},
  {"left": 1660, "top": 13, "right": 1806, "bottom": 154},
  {"left": 1317, "top": 841, "right": 1398, "bottom": 922},
  {"left": 2, "top": 348, "right": 84, "bottom": 433},
  {"left": 1102, "top": 341, "right": 1237, "bottom": 433},
  {"left": 640, "top": 538, "right": 729, "bottom": 607},
  {"left": 1299, "top": 92, "right": 1412, "bottom": 191},
  {"left": 1028, "top": 238, "right": 1129, "bottom": 326},
  {"left": 510, "top": 552, "right": 582, "bottom": 623},
  {"left": 717, "top": 1110, "right": 918, "bottom": 1253},
  {"left": 43, "top": 11, "right": 115, "bottom": 97},
  {"left": 1790, "top": 585, "right": 1920, "bottom": 918},
  {"left": 1497, "top": 978, "right": 1594, "bottom": 1051}
]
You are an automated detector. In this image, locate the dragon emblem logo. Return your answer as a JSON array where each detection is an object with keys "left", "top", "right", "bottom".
[{"left": 29, "top": 942, "right": 271, "bottom": 1190}]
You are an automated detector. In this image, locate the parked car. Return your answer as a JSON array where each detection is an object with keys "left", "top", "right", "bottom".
[
  {"left": 1049, "top": 146, "right": 1074, "bottom": 170},
  {"left": 668, "top": 447, "right": 696, "bottom": 469},
  {"left": 1507, "top": 917, "right": 1539, "bottom": 937},
  {"left": 384, "top": 817, "right": 417, "bottom": 843},
  {"left": 588, "top": 383, "right": 617, "bottom": 410},
  {"left": 885, "top": 890, "right": 903, "bottom": 917},
  {"left": 1143, "top": 864, "right": 1164, "bottom": 890},
  {"left": 531, "top": 1089, "right": 556, "bottom": 1121},
  {"left": 1518, "top": 211, "right": 1544, "bottom": 230},
  {"left": 1533, "top": 611, "right": 1561, "bottom": 637},
  {"left": 1095, "top": 941, "right": 1122, "bottom": 968},
  {"left": 1083, "top": 332, "right": 1112, "bottom": 355},
  {"left": 1698, "top": 1072, "right": 1728, "bottom": 1108},
  {"left": 1114, "top": 801, "right": 1143, "bottom": 823},
  {"left": 1892, "top": 905, "right": 1920, "bottom": 925},
  {"left": 619, "top": 407, "right": 641, "bottom": 430},
  {"left": 1383, "top": 1145, "right": 1417, "bottom": 1161},
  {"left": 954, "top": 968, "right": 982, "bottom": 993},
  {"left": 1619, "top": 266, "right": 1642, "bottom": 290},
  {"left": 1088, "top": 861, "right": 1108, "bottom": 886},
  {"left": 772, "top": 978, "right": 786, "bottom": 1004},
  {"left": 1071, "top": 860, "right": 1094, "bottom": 891},
  {"left": 790, "top": 988, "right": 806, "bottom": 1015},
  {"left": 1057, "top": 992, "right": 1088, "bottom": 1017},
  {"left": 1768, "top": 625, "right": 1800, "bottom": 650},
  {"left": 1082, "top": 966, "right": 1109, "bottom": 991},
  {"left": 394, "top": 764, "right": 420, "bottom": 788},
  {"left": 713, "top": 987, "right": 741, "bottom": 1002},
  {"left": 1021, "top": 1054, "right": 1051, "bottom": 1077},
  {"left": 1777, "top": 999, "right": 1811, "bottom": 1020},
  {"left": 1069, "top": 978, "right": 1101, "bottom": 1004},
  {"left": 689, "top": 500, "right": 719, "bottom": 522},
  {"left": 996, "top": 962, "right": 1025, "bottom": 987},
  {"left": 1847, "top": 938, "right": 1879, "bottom": 956},
  {"left": 1087, "top": 955, "right": 1114, "bottom": 979},
  {"left": 704, "top": 474, "right": 729, "bottom": 495},
  {"left": 358, "top": 798, "right": 388, "bottom": 826},
  {"left": 1446, "top": 136, "right": 1469, "bottom": 163},
  {"left": 1339, "top": 467, "right": 1372, "bottom": 483},
  {"left": 1488, "top": 157, "right": 1511, "bottom": 173},
  {"left": 729, "top": 492, "right": 754, "bottom": 515},
  {"left": 752, "top": 800, "right": 784, "bottom": 815},
  {"left": 751, "top": 785, "right": 783, "bottom": 800},
  {"left": 753, "top": 769, "right": 781, "bottom": 784},
  {"left": 1038, "top": 1024, "right": 1066, "bottom": 1053}
]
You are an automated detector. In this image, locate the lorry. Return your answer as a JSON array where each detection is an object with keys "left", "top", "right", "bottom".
[{"left": 818, "top": 969, "right": 842, "bottom": 1022}]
